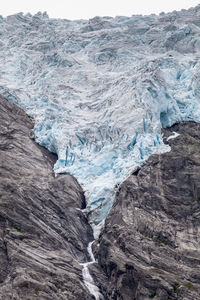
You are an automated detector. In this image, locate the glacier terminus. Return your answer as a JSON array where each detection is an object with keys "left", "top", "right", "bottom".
[{"left": 0, "top": 6, "right": 200, "bottom": 234}]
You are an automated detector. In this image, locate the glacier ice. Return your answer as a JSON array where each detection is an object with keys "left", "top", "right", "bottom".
[{"left": 0, "top": 7, "right": 200, "bottom": 232}]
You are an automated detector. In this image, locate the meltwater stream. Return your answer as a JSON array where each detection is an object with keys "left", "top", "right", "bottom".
[
  {"left": 1, "top": 7, "right": 200, "bottom": 298},
  {"left": 81, "top": 241, "right": 104, "bottom": 300}
]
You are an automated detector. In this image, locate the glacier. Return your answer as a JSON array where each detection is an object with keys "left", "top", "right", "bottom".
[{"left": 0, "top": 7, "right": 200, "bottom": 232}]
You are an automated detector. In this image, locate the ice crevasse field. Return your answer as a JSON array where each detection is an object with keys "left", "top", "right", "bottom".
[{"left": 0, "top": 6, "right": 200, "bottom": 235}]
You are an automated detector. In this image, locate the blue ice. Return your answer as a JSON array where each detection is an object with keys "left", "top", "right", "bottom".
[{"left": 0, "top": 8, "right": 200, "bottom": 234}]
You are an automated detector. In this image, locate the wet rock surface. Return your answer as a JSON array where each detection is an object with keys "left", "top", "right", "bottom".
[
  {"left": 0, "top": 95, "right": 94, "bottom": 299},
  {"left": 96, "top": 121, "right": 200, "bottom": 299}
]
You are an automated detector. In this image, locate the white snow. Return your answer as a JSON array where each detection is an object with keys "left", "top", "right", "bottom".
[{"left": 167, "top": 131, "right": 180, "bottom": 141}]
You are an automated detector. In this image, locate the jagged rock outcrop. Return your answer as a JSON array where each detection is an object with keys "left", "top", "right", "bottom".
[
  {"left": 0, "top": 95, "right": 94, "bottom": 299},
  {"left": 96, "top": 122, "right": 200, "bottom": 300}
]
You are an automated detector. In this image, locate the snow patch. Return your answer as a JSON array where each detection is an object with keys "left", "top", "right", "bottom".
[{"left": 167, "top": 131, "right": 180, "bottom": 141}]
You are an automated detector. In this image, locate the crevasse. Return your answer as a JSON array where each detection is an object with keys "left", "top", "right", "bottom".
[{"left": 0, "top": 7, "right": 200, "bottom": 233}]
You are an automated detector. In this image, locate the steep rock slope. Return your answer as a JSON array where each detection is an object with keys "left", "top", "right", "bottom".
[
  {"left": 96, "top": 122, "right": 200, "bottom": 300},
  {"left": 0, "top": 95, "right": 94, "bottom": 299}
]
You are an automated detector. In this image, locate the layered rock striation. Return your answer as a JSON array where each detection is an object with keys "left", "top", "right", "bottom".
[
  {"left": 0, "top": 95, "right": 94, "bottom": 299},
  {"left": 96, "top": 122, "right": 200, "bottom": 300},
  {"left": 1, "top": 5, "right": 200, "bottom": 298},
  {"left": 1, "top": 89, "right": 200, "bottom": 300}
]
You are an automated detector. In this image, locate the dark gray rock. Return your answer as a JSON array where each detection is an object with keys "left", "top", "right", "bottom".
[
  {"left": 1, "top": 94, "right": 200, "bottom": 300},
  {"left": 0, "top": 95, "right": 94, "bottom": 299},
  {"left": 96, "top": 121, "right": 200, "bottom": 299}
]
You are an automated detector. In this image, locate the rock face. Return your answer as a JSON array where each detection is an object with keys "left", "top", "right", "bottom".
[
  {"left": 1, "top": 94, "right": 200, "bottom": 300},
  {"left": 0, "top": 95, "right": 94, "bottom": 300},
  {"left": 96, "top": 122, "right": 200, "bottom": 300}
]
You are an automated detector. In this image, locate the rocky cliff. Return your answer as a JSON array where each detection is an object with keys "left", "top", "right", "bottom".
[
  {"left": 95, "top": 122, "right": 200, "bottom": 300},
  {"left": 1, "top": 5, "right": 200, "bottom": 300},
  {"left": 0, "top": 95, "right": 94, "bottom": 300},
  {"left": 1, "top": 96, "right": 200, "bottom": 300}
]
